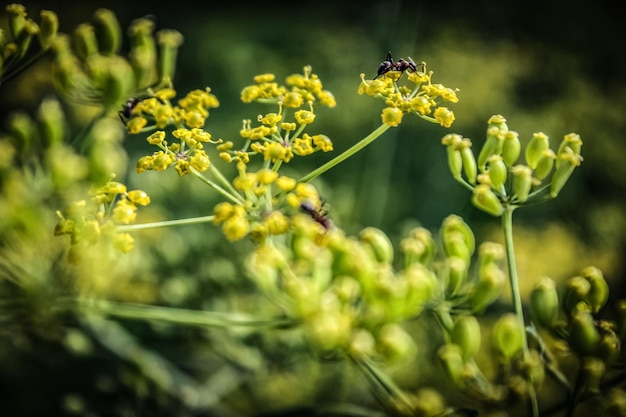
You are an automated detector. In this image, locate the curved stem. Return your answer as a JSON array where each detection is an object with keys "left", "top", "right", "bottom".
[
  {"left": 207, "top": 163, "right": 241, "bottom": 199},
  {"left": 116, "top": 215, "right": 215, "bottom": 232},
  {"left": 502, "top": 206, "right": 540, "bottom": 417},
  {"left": 190, "top": 166, "right": 244, "bottom": 205},
  {"left": 298, "top": 123, "right": 391, "bottom": 183},
  {"left": 69, "top": 299, "right": 298, "bottom": 329},
  {"left": 352, "top": 355, "right": 413, "bottom": 412}
]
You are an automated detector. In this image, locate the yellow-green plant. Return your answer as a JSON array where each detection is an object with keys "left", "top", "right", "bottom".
[{"left": 2, "top": 4, "right": 625, "bottom": 417}]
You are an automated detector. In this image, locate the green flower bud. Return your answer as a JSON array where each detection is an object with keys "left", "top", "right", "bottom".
[
  {"left": 557, "top": 132, "right": 582, "bottom": 160},
  {"left": 401, "top": 227, "right": 436, "bottom": 266},
  {"left": 442, "top": 133, "right": 463, "bottom": 181},
  {"left": 460, "top": 139, "right": 477, "bottom": 185},
  {"left": 93, "top": 9, "right": 121, "bottom": 55},
  {"left": 563, "top": 275, "right": 591, "bottom": 314},
  {"left": 487, "top": 155, "right": 507, "bottom": 190},
  {"left": 581, "top": 357, "right": 605, "bottom": 394},
  {"left": 477, "top": 241, "right": 505, "bottom": 267},
  {"left": 471, "top": 263, "right": 505, "bottom": 313},
  {"left": 570, "top": 309, "right": 601, "bottom": 355},
  {"left": 333, "top": 276, "right": 361, "bottom": 304},
  {"left": 8, "top": 111, "right": 36, "bottom": 154},
  {"left": 487, "top": 114, "right": 508, "bottom": 131},
  {"left": 534, "top": 149, "right": 556, "bottom": 180},
  {"left": 73, "top": 23, "right": 98, "bottom": 60},
  {"left": 245, "top": 245, "right": 281, "bottom": 294},
  {"left": 85, "top": 54, "right": 110, "bottom": 88},
  {"left": 360, "top": 226, "right": 394, "bottom": 264},
  {"left": 307, "top": 309, "right": 352, "bottom": 354},
  {"left": 38, "top": 97, "right": 65, "bottom": 146},
  {"left": 350, "top": 329, "right": 376, "bottom": 357},
  {"left": 438, "top": 343, "right": 465, "bottom": 384},
  {"left": 377, "top": 323, "right": 416, "bottom": 363},
  {"left": 451, "top": 316, "right": 481, "bottom": 360},
  {"left": 403, "top": 263, "right": 439, "bottom": 315},
  {"left": 442, "top": 231, "right": 471, "bottom": 264},
  {"left": 477, "top": 126, "right": 504, "bottom": 170},
  {"left": 581, "top": 266, "right": 609, "bottom": 313},
  {"left": 441, "top": 215, "right": 475, "bottom": 262},
  {"left": 617, "top": 300, "right": 626, "bottom": 344},
  {"left": 472, "top": 184, "right": 504, "bottom": 217},
  {"left": 595, "top": 320, "right": 620, "bottom": 364},
  {"left": 602, "top": 389, "right": 626, "bottom": 416},
  {"left": 511, "top": 164, "right": 532, "bottom": 203},
  {"left": 525, "top": 132, "right": 549, "bottom": 169},
  {"left": 6, "top": 3, "right": 27, "bottom": 40},
  {"left": 102, "top": 56, "right": 135, "bottom": 108},
  {"left": 38, "top": 10, "right": 58, "bottom": 49},
  {"left": 492, "top": 313, "right": 524, "bottom": 360},
  {"left": 502, "top": 130, "right": 521, "bottom": 166},
  {"left": 447, "top": 145, "right": 463, "bottom": 181},
  {"left": 443, "top": 256, "right": 467, "bottom": 296},
  {"left": 157, "top": 29, "right": 184, "bottom": 81},
  {"left": 128, "top": 18, "right": 157, "bottom": 87},
  {"left": 15, "top": 19, "right": 38, "bottom": 59},
  {"left": 550, "top": 148, "right": 582, "bottom": 198},
  {"left": 530, "top": 276, "right": 560, "bottom": 328},
  {"left": 413, "top": 389, "right": 446, "bottom": 417}
]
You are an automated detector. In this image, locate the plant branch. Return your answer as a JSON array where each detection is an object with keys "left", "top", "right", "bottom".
[
  {"left": 502, "top": 206, "right": 540, "bottom": 417},
  {"left": 298, "top": 123, "right": 391, "bottom": 183}
]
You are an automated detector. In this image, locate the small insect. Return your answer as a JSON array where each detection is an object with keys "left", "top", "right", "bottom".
[
  {"left": 300, "top": 201, "right": 333, "bottom": 230},
  {"left": 374, "top": 51, "right": 420, "bottom": 79},
  {"left": 118, "top": 95, "right": 165, "bottom": 126}
]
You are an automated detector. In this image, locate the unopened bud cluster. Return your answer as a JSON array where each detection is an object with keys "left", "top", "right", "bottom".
[
  {"left": 244, "top": 213, "right": 509, "bottom": 364},
  {"left": 1, "top": 4, "right": 58, "bottom": 85},
  {"left": 50, "top": 9, "right": 182, "bottom": 110},
  {"left": 442, "top": 115, "right": 583, "bottom": 216},
  {"left": 529, "top": 268, "right": 618, "bottom": 361}
]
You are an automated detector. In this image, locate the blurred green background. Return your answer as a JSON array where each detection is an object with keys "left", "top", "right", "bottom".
[{"left": 1, "top": 0, "right": 626, "bottom": 415}]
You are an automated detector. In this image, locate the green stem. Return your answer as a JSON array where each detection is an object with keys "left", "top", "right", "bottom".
[
  {"left": 190, "top": 166, "right": 244, "bottom": 205},
  {"left": 69, "top": 299, "right": 298, "bottom": 328},
  {"left": 352, "top": 355, "right": 413, "bottom": 412},
  {"left": 116, "top": 215, "right": 215, "bottom": 232},
  {"left": 298, "top": 123, "right": 391, "bottom": 183},
  {"left": 207, "top": 163, "right": 241, "bottom": 199},
  {"left": 502, "top": 206, "right": 540, "bottom": 417}
]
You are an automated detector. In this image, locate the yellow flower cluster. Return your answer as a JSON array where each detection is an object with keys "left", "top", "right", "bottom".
[
  {"left": 241, "top": 66, "right": 336, "bottom": 107},
  {"left": 136, "top": 127, "right": 216, "bottom": 176},
  {"left": 358, "top": 63, "right": 458, "bottom": 128},
  {"left": 55, "top": 180, "right": 151, "bottom": 255},
  {"left": 212, "top": 168, "right": 328, "bottom": 242},
  {"left": 126, "top": 87, "right": 219, "bottom": 133},
  {"left": 122, "top": 87, "right": 220, "bottom": 176},
  {"left": 220, "top": 66, "right": 335, "bottom": 166}
]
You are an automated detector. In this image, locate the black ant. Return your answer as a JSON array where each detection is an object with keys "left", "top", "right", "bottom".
[
  {"left": 374, "top": 51, "right": 420, "bottom": 79},
  {"left": 300, "top": 201, "right": 333, "bottom": 230},
  {"left": 118, "top": 95, "right": 165, "bottom": 126}
]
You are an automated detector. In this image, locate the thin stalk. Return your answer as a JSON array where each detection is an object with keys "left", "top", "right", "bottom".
[
  {"left": 116, "top": 215, "right": 215, "bottom": 232},
  {"left": 207, "top": 163, "right": 241, "bottom": 199},
  {"left": 190, "top": 166, "right": 245, "bottom": 205},
  {"left": 298, "top": 123, "right": 391, "bottom": 183},
  {"left": 353, "top": 355, "right": 414, "bottom": 412},
  {"left": 69, "top": 299, "right": 298, "bottom": 329},
  {"left": 502, "top": 206, "right": 540, "bottom": 417}
]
